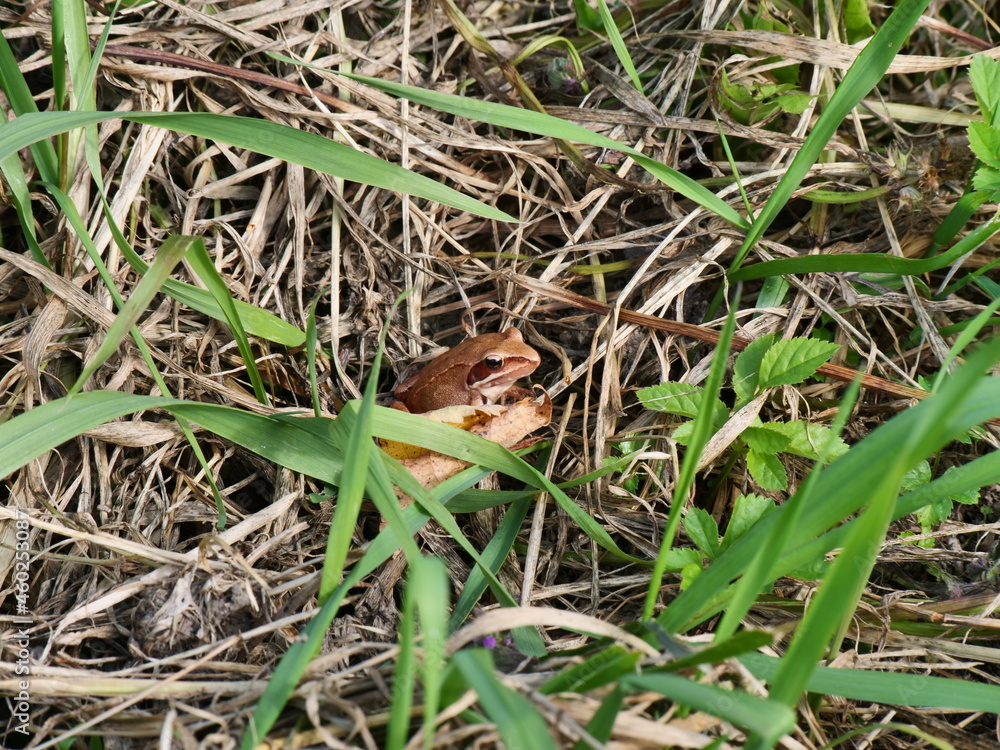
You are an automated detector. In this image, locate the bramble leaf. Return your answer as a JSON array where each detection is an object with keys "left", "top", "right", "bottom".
[
  {"left": 759, "top": 338, "right": 840, "bottom": 388},
  {"left": 746, "top": 449, "right": 787, "bottom": 491}
]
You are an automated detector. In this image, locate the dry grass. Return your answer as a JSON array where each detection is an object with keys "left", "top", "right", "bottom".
[{"left": 2, "top": 0, "right": 1000, "bottom": 747}]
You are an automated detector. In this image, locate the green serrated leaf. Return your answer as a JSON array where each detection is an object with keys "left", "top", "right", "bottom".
[
  {"left": 776, "top": 94, "right": 814, "bottom": 114},
  {"left": 666, "top": 547, "right": 703, "bottom": 571},
  {"left": 746, "top": 449, "right": 787, "bottom": 491},
  {"left": 901, "top": 460, "right": 931, "bottom": 491},
  {"left": 759, "top": 83, "right": 797, "bottom": 98},
  {"left": 933, "top": 466, "right": 980, "bottom": 506},
  {"left": 915, "top": 498, "right": 953, "bottom": 531},
  {"left": 970, "top": 54, "right": 1000, "bottom": 126},
  {"left": 967, "top": 121, "right": 1000, "bottom": 167},
  {"left": 759, "top": 338, "right": 840, "bottom": 388},
  {"left": 766, "top": 421, "right": 849, "bottom": 461},
  {"left": 684, "top": 508, "right": 720, "bottom": 558},
  {"left": 972, "top": 165, "right": 1000, "bottom": 194},
  {"left": 733, "top": 333, "right": 778, "bottom": 402},
  {"left": 719, "top": 69, "right": 759, "bottom": 105},
  {"left": 722, "top": 494, "right": 776, "bottom": 551},
  {"left": 672, "top": 420, "right": 694, "bottom": 445},
  {"left": 679, "top": 562, "right": 702, "bottom": 589},
  {"left": 844, "top": 0, "right": 877, "bottom": 43},
  {"left": 951, "top": 486, "right": 980, "bottom": 505},
  {"left": 742, "top": 423, "right": 792, "bottom": 454},
  {"left": 637, "top": 381, "right": 723, "bottom": 420}
]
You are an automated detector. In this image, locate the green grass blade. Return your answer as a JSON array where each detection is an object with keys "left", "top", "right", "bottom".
[
  {"left": 388, "top": 555, "right": 421, "bottom": 750},
  {"left": 52, "top": 0, "right": 95, "bottom": 189},
  {"left": 0, "top": 25, "right": 59, "bottom": 181},
  {"left": 80, "top": 1, "right": 121, "bottom": 193},
  {"left": 328, "top": 71, "right": 749, "bottom": 230},
  {"left": 1, "top": 390, "right": 559, "bottom": 739},
  {"left": 0, "top": 392, "right": 177, "bottom": 479},
  {"left": 51, "top": 0, "right": 69, "bottom": 112},
  {"left": 931, "top": 295, "right": 1000, "bottom": 390},
  {"left": 305, "top": 290, "right": 327, "bottom": 417},
  {"left": 414, "top": 556, "right": 449, "bottom": 750},
  {"left": 731, "top": 215, "right": 1000, "bottom": 281},
  {"left": 594, "top": 0, "right": 643, "bottom": 93},
  {"left": 453, "top": 649, "right": 558, "bottom": 750},
  {"left": 0, "top": 153, "right": 47, "bottom": 265},
  {"left": 541, "top": 647, "right": 641, "bottom": 695},
  {"left": 644, "top": 298, "right": 738, "bottom": 620},
  {"left": 449, "top": 493, "right": 532, "bottom": 630},
  {"left": 59, "top": 0, "right": 94, "bottom": 108},
  {"left": 122, "top": 240, "right": 305, "bottom": 346},
  {"left": 97, "top": 208, "right": 304, "bottom": 346},
  {"left": 931, "top": 191, "right": 991, "bottom": 252},
  {"left": 754, "top": 465, "right": 904, "bottom": 734},
  {"left": 658, "top": 343, "right": 1000, "bottom": 634},
  {"left": 317, "top": 299, "right": 404, "bottom": 603},
  {"left": 574, "top": 685, "right": 623, "bottom": 749},
  {"left": 381, "top": 452, "right": 546, "bottom": 656},
  {"left": 184, "top": 240, "right": 270, "bottom": 405},
  {"left": 47, "top": 182, "right": 229, "bottom": 526},
  {"left": 621, "top": 672, "right": 795, "bottom": 745},
  {"left": 0, "top": 392, "right": 342, "bottom": 491},
  {"left": 237, "top": 451, "right": 504, "bottom": 746},
  {"left": 740, "top": 652, "right": 1000, "bottom": 712},
  {"left": 69, "top": 235, "right": 191, "bottom": 395},
  {"left": 0, "top": 110, "right": 513, "bottom": 222},
  {"left": 240, "top": 567, "right": 357, "bottom": 748},
  {"left": 386, "top": 556, "right": 449, "bottom": 750},
  {"left": 372, "top": 407, "right": 643, "bottom": 564},
  {"left": 729, "top": 0, "right": 933, "bottom": 273},
  {"left": 780, "top": 447, "right": 1000, "bottom": 577}
]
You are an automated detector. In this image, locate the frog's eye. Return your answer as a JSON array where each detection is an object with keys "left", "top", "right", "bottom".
[{"left": 483, "top": 355, "right": 505, "bottom": 371}]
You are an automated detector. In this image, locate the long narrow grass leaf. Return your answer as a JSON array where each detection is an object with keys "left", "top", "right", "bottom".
[
  {"left": 69, "top": 236, "right": 191, "bottom": 395},
  {"left": 644, "top": 296, "right": 739, "bottom": 619},
  {"left": 328, "top": 71, "right": 749, "bottom": 230},
  {"left": 388, "top": 555, "right": 421, "bottom": 750},
  {"left": 658, "top": 342, "right": 1000, "bottom": 634},
  {"left": 318, "top": 298, "right": 405, "bottom": 602},
  {"left": 728, "top": 0, "right": 933, "bottom": 272},
  {"left": 185, "top": 241, "right": 270, "bottom": 405},
  {"left": 453, "top": 650, "right": 558, "bottom": 750},
  {"left": 413, "top": 556, "right": 449, "bottom": 750},
  {"left": 0, "top": 392, "right": 176, "bottom": 478},
  {"left": 731, "top": 216, "right": 1000, "bottom": 281},
  {"left": 49, "top": 182, "right": 229, "bottom": 526},
  {"left": 0, "top": 110, "right": 514, "bottom": 221},
  {"left": 0, "top": 23, "right": 58, "bottom": 180},
  {"left": 622, "top": 672, "right": 795, "bottom": 744},
  {"left": 594, "top": 0, "right": 643, "bottom": 93},
  {"left": 740, "top": 652, "right": 1000, "bottom": 712}
]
